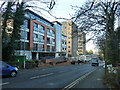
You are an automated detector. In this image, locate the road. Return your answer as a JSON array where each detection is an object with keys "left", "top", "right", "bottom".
[
  {"left": 73, "top": 66, "right": 108, "bottom": 88},
  {"left": 1, "top": 63, "right": 104, "bottom": 89}
]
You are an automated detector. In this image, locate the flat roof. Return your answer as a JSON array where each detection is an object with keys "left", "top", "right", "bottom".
[{"left": 25, "top": 9, "right": 54, "bottom": 26}]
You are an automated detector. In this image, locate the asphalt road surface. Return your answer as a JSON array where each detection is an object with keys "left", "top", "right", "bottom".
[
  {"left": 73, "top": 67, "right": 108, "bottom": 89},
  {"left": 1, "top": 63, "right": 105, "bottom": 89}
]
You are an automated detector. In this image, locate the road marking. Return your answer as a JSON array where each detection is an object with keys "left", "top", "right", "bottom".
[
  {"left": 63, "top": 69, "right": 97, "bottom": 89},
  {"left": 30, "top": 73, "right": 54, "bottom": 80},
  {"left": 97, "top": 78, "right": 102, "bottom": 80},
  {"left": 0, "top": 82, "right": 9, "bottom": 86}
]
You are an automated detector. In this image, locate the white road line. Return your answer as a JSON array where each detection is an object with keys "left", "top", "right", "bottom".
[
  {"left": 63, "top": 69, "right": 97, "bottom": 89},
  {"left": 0, "top": 82, "right": 9, "bottom": 86},
  {"left": 30, "top": 73, "right": 54, "bottom": 80}
]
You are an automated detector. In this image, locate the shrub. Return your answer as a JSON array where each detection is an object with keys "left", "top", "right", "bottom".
[
  {"left": 71, "top": 61, "right": 75, "bottom": 64},
  {"left": 103, "top": 72, "right": 119, "bottom": 88}
]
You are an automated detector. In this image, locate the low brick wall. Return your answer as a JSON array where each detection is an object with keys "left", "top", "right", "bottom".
[
  {"left": 55, "top": 61, "right": 71, "bottom": 66},
  {"left": 39, "top": 58, "right": 71, "bottom": 67}
]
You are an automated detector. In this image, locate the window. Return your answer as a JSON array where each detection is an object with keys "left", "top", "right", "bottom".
[
  {"left": 34, "top": 23, "right": 38, "bottom": 31},
  {"left": 33, "top": 34, "right": 38, "bottom": 38},
  {"left": 39, "top": 44, "right": 44, "bottom": 51},
  {"left": 47, "top": 37, "right": 50, "bottom": 44},
  {"left": 68, "top": 27, "right": 70, "bottom": 30},
  {"left": 78, "top": 44, "right": 82, "bottom": 46},
  {"left": 68, "top": 41, "right": 70, "bottom": 43},
  {"left": 68, "top": 37, "right": 70, "bottom": 39},
  {"left": 40, "top": 36, "right": 44, "bottom": 42},
  {"left": 78, "top": 37, "right": 82, "bottom": 40},
  {"left": 65, "top": 26, "right": 66, "bottom": 29},
  {"left": 79, "top": 50, "right": 82, "bottom": 52},
  {"left": 68, "top": 51, "right": 70, "bottom": 53},
  {"left": 47, "top": 28, "right": 50, "bottom": 34},
  {"left": 52, "top": 30, "right": 55, "bottom": 36},
  {"left": 33, "top": 43, "right": 38, "bottom": 51},
  {"left": 27, "top": 32, "right": 29, "bottom": 40},
  {"left": 25, "top": 42, "right": 29, "bottom": 50},
  {"left": 21, "top": 31, "right": 27, "bottom": 40},
  {"left": 41, "top": 25, "right": 45, "bottom": 33},
  {"left": 68, "top": 32, "right": 70, "bottom": 35},
  {"left": 24, "top": 19, "right": 28, "bottom": 28},
  {"left": 52, "top": 46, "right": 55, "bottom": 51},
  {"left": 78, "top": 34, "right": 82, "bottom": 37},
  {"left": 68, "top": 22, "right": 70, "bottom": 26},
  {"left": 65, "top": 48, "right": 66, "bottom": 50},
  {"left": 47, "top": 45, "right": 50, "bottom": 51},
  {"left": 68, "top": 46, "right": 70, "bottom": 48},
  {"left": 51, "top": 38, "right": 55, "bottom": 44},
  {"left": 78, "top": 47, "right": 83, "bottom": 49},
  {"left": 19, "top": 42, "right": 29, "bottom": 50},
  {"left": 65, "top": 42, "right": 66, "bottom": 45},
  {"left": 34, "top": 23, "right": 38, "bottom": 28},
  {"left": 33, "top": 34, "right": 38, "bottom": 42},
  {"left": 79, "top": 41, "right": 82, "bottom": 43}
]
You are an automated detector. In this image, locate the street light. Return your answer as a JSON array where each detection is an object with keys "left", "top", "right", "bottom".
[{"left": 23, "top": 26, "right": 26, "bottom": 69}]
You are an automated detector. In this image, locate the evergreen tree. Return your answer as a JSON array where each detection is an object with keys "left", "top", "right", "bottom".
[
  {"left": 2, "top": 2, "right": 25, "bottom": 62},
  {"left": 2, "top": 2, "right": 14, "bottom": 62}
]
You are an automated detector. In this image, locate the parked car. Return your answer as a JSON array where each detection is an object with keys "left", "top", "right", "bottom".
[
  {"left": 91, "top": 58, "right": 99, "bottom": 66},
  {"left": 0, "top": 61, "right": 18, "bottom": 77}
]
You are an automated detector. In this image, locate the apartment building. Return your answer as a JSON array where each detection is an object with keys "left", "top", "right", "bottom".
[
  {"left": 14, "top": 9, "right": 56, "bottom": 60},
  {"left": 53, "top": 21, "right": 68, "bottom": 58},
  {"left": 61, "top": 34, "right": 68, "bottom": 57},
  {"left": 78, "top": 31, "right": 86, "bottom": 55},
  {"left": 61, "top": 21, "right": 78, "bottom": 57}
]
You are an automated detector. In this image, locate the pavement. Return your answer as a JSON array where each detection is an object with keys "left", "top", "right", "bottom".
[{"left": 73, "top": 66, "right": 109, "bottom": 89}]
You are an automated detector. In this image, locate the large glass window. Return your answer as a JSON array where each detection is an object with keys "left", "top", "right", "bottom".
[
  {"left": 47, "top": 37, "right": 50, "bottom": 44},
  {"left": 39, "top": 44, "right": 44, "bottom": 51},
  {"left": 33, "top": 43, "right": 38, "bottom": 51},
  {"left": 47, "top": 45, "right": 50, "bottom": 51},
  {"left": 33, "top": 34, "right": 38, "bottom": 42},
  {"left": 34, "top": 23, "right": 38, "bottom": 31},
  {"left": 52, "top": 46, "right": 55, "bottom": 51},
  {"left": 78, "top": 37, "right": 82, "bottom": 40},
  {"left": 47, "top": 28, "right": 50, "bottom": 35},
  {"left": 40, "top": 36, "right": 44, "bottom": 42},
  {"left": 21, "top": 31, "right": 27, "bottom": 40},
  {"left": 41, "top": 25, "right": 45, "bottom": 33},
  {"left": 52, "top": 30, "right": 55, "bottom": 36},
  {"left": 24, "top": 19, "right": 28, "bottom": 28},
  {"left": 17, "top": 42, "right": 29, "bottom": 50},
  {"left": 51, "top": 38, "right": 55, "bottom": 44}
]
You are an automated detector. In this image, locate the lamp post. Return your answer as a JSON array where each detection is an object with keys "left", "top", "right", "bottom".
[{"left": 23, "top": 26, "right": 26, "bottom": 69}]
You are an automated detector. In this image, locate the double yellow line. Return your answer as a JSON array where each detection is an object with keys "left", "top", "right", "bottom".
[{"left": 62, "top": 69, "right": 97, "bottom": 90}]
